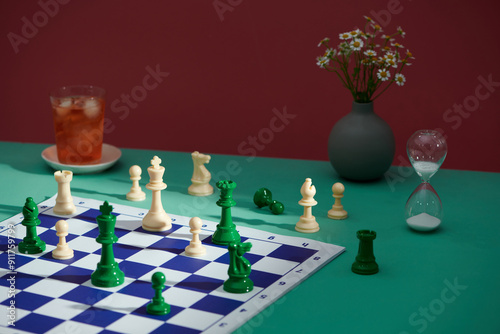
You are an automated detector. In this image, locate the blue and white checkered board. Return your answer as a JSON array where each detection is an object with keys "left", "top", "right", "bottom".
[{"left": 0, "top": 196, "right": 345, "bottom": 334}]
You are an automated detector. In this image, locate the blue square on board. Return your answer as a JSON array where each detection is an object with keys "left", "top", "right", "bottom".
[
  {"left": 151, "top": 322, "right": 201, "bottom": 334},
  {"left": 39, "top": 249, "right": 87, "bottom": 264},
  {"left": 38, "top": 230, "right": 78, "bottom": 246},
  {"left": 72, "top": 306, "right": 125, "bottom": 327},
  {"left": 176, "top": 275, "right": 223, "bottom": 294},
  {"left": 249, "top": 270, "right": 282, "bottom": 288},
  {"left": 214, "top": 252, "right": 263, "bottom": 265},
  {"left": 191, "top": 295, "right": 243, "bottom": 315},
  {"left": 117, "top": 279, "right": 152, "bottom": 298},
  {"left": 0, "top": 252, "right": 35, "bottom": 270},
  {"left": 120, "top": 260, "right": 156, "bottom": 279},
  {"left": 268, "top": 244, "right": 318, "bottom": 263},
  {"left": 37, "top": 214, "right": 61, "bottom": 228},
  {"left": 94, "top": 243, "right": 142, "bottom": 260},
  {"left": 14, "top": 313, "right": 63, "bottom": 333},
  {"left": 1, "top": 291, "right": 52, "bottom": 311},
  {"left": 0, "top": 235, "right": 23, "bottom": 252},
  {"left": 60, "top": 285, "right": 112, "bottom": 305},
  {"left": 149, "top": 237, "right": 189, "bottom": 254},
  {"left": 0, "top": 272, "right": 40, "bottom": 290},
  {"left": 161, "top": 256, "right": 210, "bottom": 273},
  {"left": 50, "top": 266, "right": 93, "bottom": 285},
  {"left": 74, "top": 208, "right": 118, "bottom": 222}
]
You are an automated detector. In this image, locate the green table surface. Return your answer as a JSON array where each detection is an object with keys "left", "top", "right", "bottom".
[{"left": 1, "top": 141, "right": 499, "bottom": 334}]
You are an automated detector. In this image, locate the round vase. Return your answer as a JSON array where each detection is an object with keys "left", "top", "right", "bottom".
[{"left": 328, "top": 101, "right": 395, "bottom": 181}]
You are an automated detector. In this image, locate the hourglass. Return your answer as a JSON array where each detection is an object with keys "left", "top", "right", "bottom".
[{"left": 405, "top": 130, "right": 447, "bottom": 231}]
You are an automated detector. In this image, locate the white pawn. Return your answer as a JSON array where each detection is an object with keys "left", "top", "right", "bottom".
[
  {"left": 52, "top": 220, "right": 74, "bottom": 260},
  {"left": 295, "top": 178, "right": 320, "bottom": 233},
  {"left": 185, "top": 217, "right": 206, "bottom": 257},
  {"left": 54, "top": 170, "right": 76, "bottom": 215},
  {"left": 126, "top": 165, "right": 146, "bottom": 201},
  {"left": 328, "top": 182, "right": 348, "bottom": 220}
]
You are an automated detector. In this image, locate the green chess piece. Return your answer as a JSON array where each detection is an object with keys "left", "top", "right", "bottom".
[
  {"left": 91, "top": 201, "right": 125, "bottom": 287},
  {"left": 18, "top": 197, "right": 46, "bottom": 254},
  {"left": 351, "top": 230, "right": 379, "bottom": 275},
  {"left": 224, "top": 242, "right": 254, "bottom": 293},
  {"left": 253, "top": 188, "right": 285, "bottom": 215},
  {"left": 147, "top": 272, "right": 170, "bottom": 315},
  {"left": 212, "top": 180, "right": 241, "bottom": 246}
]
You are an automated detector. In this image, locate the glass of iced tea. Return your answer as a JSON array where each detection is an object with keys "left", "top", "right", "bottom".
[{"left": 50, "top": 85, "right": 105, "bottom": 165}]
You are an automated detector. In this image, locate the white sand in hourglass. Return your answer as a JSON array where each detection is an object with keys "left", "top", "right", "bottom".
[
  {"left": 413, "top": 161, "right": 440, "bottom": 181},
  {"left": 406, "top": 213, "right": 441, "bottom": 232}
]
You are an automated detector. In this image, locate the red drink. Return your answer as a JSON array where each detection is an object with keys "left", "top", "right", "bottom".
[{"left": 50, "top": 86, "right": 105, "bottom": 165}]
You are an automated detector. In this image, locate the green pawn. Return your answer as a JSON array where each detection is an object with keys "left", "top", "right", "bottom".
[
  {"left": 18, "top": 197, "right": 46, "bottom": 254},
  {"left": 351, "top": 230, "right": 379, "bottom": 275},
  {"left": 147, "top": 272, "right": 170, "bottom": 315},
  {"left": 253, "top": 188, "right": 285, "bottom": 215},
  {"left": 91, "top": 201, "right": 125, "bottom": 287},
  {"left": 212, "top": 180, "right": 241, "bottom": 246},
  {"left": 224, "top": 242, "right": 254, "bottom": 293}
]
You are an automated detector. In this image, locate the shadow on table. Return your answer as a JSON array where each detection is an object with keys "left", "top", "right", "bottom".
[
  {"left": 206, "top": 214, "right": 296, "bottom": 233},
  {"left": 72, "top": 187, "right": 126, "bottom": 201},
  {"left": 0, "top": 204, "right": 22, "bottom": 216}
]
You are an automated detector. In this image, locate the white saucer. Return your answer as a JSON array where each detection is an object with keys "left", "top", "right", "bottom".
[{"left": 41, "top": 144, "right": 121, "bottom": 174}]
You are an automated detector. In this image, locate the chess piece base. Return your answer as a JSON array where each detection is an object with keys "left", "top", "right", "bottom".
[
  {"left": 18, "top": 237, "right": 46, "bottom": 254},
  {"left": 223, "top": 276, "right": 254, "bottom": 294},
  {"left": 188, "top": 183, "right": 214, "bottom": 196},
  {"left": 147, "top": 301, "right": 170, "bottom": 315},
  {"left": 52, "top": 245, "right": 74, "bottom": 260},
  {"left": 212, "top": 225, "right": 241, "bottom": 246},
  {"left": 53, "top": 202, "right": 76, "bottom": 215},
  {"left": 185, "top": 243, "right": 206, "bottom": 257},
  {"left": 328, "top": 209, "right": 348, "bottom": 220},
  {"left": 142, "top": 211, "right": 172, "bottom": 232},
  {"left": 351, "top": 261, "right": 379, "bottom": 275},
  {"left": 295, "top": 216, "right": 320, "bottom": 233},
  {"left": 126, "top": 191, "right": 146, "bottom": 201},
  {"left": 91, "top": 262, "right": 125, "bottom": 287}
]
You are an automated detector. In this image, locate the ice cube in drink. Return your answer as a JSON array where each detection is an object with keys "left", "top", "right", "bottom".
[{"left": 52, "top": 96, "right": 105, "bottom": 165}]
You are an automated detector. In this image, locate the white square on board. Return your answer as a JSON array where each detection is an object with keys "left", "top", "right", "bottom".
[
  {"left": 23, "top": 278, "right": 79, "bottom": 298},
  {"left": 68, "top": 236, "right": 102, "bottom": 253},
  {"left": 193, "top": 262, "right": 228, "bottom": 281},
  {"left": 0, "top": 304, "right": 30, "bottom": 326},
  {"left": 245, "top": 238, "right": 282, "bottom": 256},
  {"left": 70, "top": 253, "right": 105, "bottom": 270},
  {"left": 106, "top": 314, "right": 163, "bottom": 334},
  {"left": 179, "top": 245, "right": 227, "bottom": 262},
  {"left": 54, "top": 218, "right": 97, "bottom": 235},
  {"left": 139, "top": 268, "right": 191, "bottom": 286},
  {"left": 45, "top": 320, "right": 103, "bottom": 334},
  {"left": 251, "top": 257, "right": 299, "bottom": 276},
  {"left": 168, "top": 308, "right": 223, "bottom": 331},
  {"left": 42, "top": 206, "right": 88, "bottom": 219},
  {"left": 162, "top": 286, "right": 206, "bottom": 308},
  {"left": 93, "top": 293, "right": 148, "bottom": 314},
  {"left": 115, "top": 215, "right": 142, "bottom": 231},
  {"left": 16, "top": 259, "right": 67, "bottom": 277},
  {"left": 125, "top": 248, "right": 176, "bottom": 267},
  {"left": 34, "top": 298, "right": 90, "bottom": 320},
  {"left": 118, "top": 231, "right": 163, "bottom": 248},
  {"left": 81, "top": 277, "right": 134, "bottom": 293}
]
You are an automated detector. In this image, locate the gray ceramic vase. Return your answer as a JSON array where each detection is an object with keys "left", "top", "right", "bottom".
[{"left": 328, "top": 101, "right": 395, "bottom": 181}]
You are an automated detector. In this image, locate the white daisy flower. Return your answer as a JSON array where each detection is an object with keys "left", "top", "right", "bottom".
[
  {"left": 325, "top": 48, "right": 336, "bottom": 57},
  {"left": 364, "top": 49, "right": 377, "bottom": 57},
  {"left": 384, "top": 52, "right": 396, "bottom": 61},
  {"left": 350, "top": 38, "right": 364, "bottom": 51},
  {"left": 386, "top": 59, "right": 398, "bottom": 68},
  {"left": 316, "top": 56, "right": 330, "bottom": 68},
  {"left": 395, "top": 73, "right": 406, "bottom": 86},
  {"left": 350, "top": 29, "right": 362, "bottom": 37},
  {"left": 391, "top": 42, "right": 404, "bottom": 49},
  {"left": 377, "top": 69, "right": 390, "bottom": 81},
  {"left": 339, "top": 32, "right": 352, "bottom": 40},
  {"left": 397, "top": 26, "right": 406, "bottom": 38},
  {"left": 318, "top": 37, "right": 330, "bottom": 47}
]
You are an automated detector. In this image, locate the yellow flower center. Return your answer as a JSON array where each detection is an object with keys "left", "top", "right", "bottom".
[
  {"left": 380, "top": 72, "right": 387, "bottom": 78},
  {"left": 353, "top": 41, "right": 360, "bottom": 47}
]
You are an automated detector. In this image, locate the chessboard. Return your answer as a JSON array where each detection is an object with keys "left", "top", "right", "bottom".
[{"left": 0, "top": 195, "right": 345, "bottom": 334}]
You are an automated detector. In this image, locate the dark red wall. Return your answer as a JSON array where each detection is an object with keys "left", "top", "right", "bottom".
[{"left": 2, "top": 0, "right": 499, "bottom": 172}]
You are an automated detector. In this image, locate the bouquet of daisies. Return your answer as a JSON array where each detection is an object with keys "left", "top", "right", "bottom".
[{"left": 317, "top": 16, "right": 415, "bottom": 103}]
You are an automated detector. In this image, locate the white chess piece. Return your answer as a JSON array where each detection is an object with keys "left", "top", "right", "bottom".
[
  {"left": 52, "top": 220, "right": 74, "bottom": 260},
  {"left": 188, "top": 151, "right": 214, "bottom": 196},
  {"left": 53, "top": 170, "right": 76, "bottom": 215},
  {"left": 185, "top": 217, "right": 206, "bottom": 257},
  {"left": 142, "top": 156, "right": 172, "bottom": 232},
  {"left": 295, "top": 178, "right": 320, "bottom": 233},
  {"left": 328, "top": 182, "right": 348, "bottom": 220},
  {"left": 126, "top": 165, "right": 146, "bottom": 201}
]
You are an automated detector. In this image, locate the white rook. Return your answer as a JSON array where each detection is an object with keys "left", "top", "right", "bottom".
[{"left": 53, "top": 170, "right": 76, "bottom": 215}]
